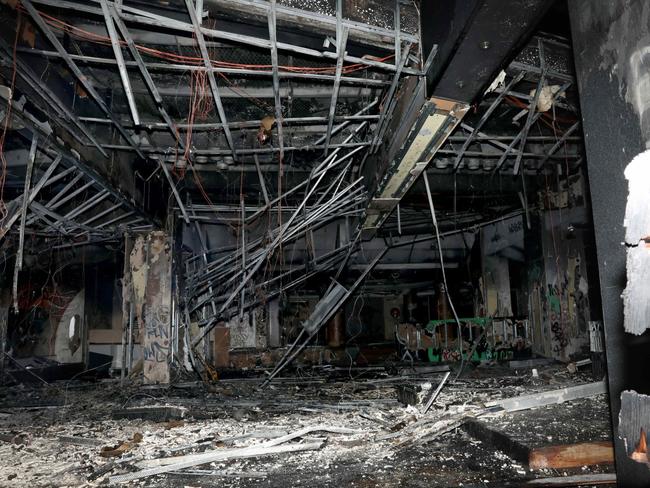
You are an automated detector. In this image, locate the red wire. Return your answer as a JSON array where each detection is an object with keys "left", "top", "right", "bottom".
[{"left": 27, "top": 7, "right": 394, "bottom": 75}]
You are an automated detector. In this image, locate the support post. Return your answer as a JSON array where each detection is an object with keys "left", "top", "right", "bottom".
[{"left": 568, "top": 2, "right": 650, "bottom": 485}]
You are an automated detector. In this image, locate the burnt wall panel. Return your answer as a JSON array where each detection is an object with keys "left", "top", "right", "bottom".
[{"left": 569, "top": 1, "right": 650, "bottom": 485}]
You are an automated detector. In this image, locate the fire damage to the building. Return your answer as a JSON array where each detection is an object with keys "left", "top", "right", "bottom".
[{"left": 0, "top": 0, "right": 647, "bottom": 486}]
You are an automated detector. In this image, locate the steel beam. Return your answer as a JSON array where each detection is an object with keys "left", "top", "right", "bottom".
[
  {"left": 536, "top": 121, "right": 581, "bottom": 170},
  {"left": 109, "top": 8, "right": 183, "bottom": 148},
  {"left": 20, "top": 0, "right": 145, "bottom": 158},
  {"left": 81, "top": 203, "right": 121, "bottom": 226},
  {"left": 184, "top": 0, "right": 236, "bottom": 160},
  {"left": 512, "top": 69, "right": 545, "bottom": 175},
  {"left": 452, "top": 72, "right": 525, "bottom": 171},
  {"left": 267, "top": 0, "right": 284, "bottom": 166},
  {"left": 100, "top": 0, "right": 140, "bottom": 125},
  {"left": 30, "top": 201, "right": 105, "bottom": 234},
  {"left": 63, "top": 189, "right": 110, "bottom": 220},
  {"left": 491, "top": 81, "right": 571, "bottom": 173},
  {"left": 253, "top": 155, "right": 269, "bottom": 205},
  {"left": 0, "top": 93, "right": 156, "bottom": 226},
  {"left": 0, "top": 155, "right": 62, "bottom": 238},
  {"left": 204, "top": 0, "right": 417, "bottom": 48},
  {"left": 323, "top": 24, "right": 349, "bottom": 156},
  {"left": 261, "top": 245, "right": 388, "bottom": 386},
  {"left": 28, "top": 0, "right": 419, "bottom": 75},
  {"left": 94, "top": 211, "right": 134, "bottom": 229},
  {"left": 370, "top": 43, "right": 412, "bottom": 152},
  {"left": 12, "top": 135, "right": 38, "bottom": 310},
  {"left": 0, "top": 39, "right": 108, "bottom": 158},
  {"left": 159, "top": 158, "right": 190, "bottom": 224}
]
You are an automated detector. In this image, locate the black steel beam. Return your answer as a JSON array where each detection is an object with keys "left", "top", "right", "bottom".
[{"left": 421, "top": 0, "right": 554, "bottom": 103}]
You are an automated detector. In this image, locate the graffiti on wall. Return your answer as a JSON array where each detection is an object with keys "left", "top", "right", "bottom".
[
  {"left": 142, "top": 305, "right": 170, "bottom": 363},
  {"left": 548, "top": 282, "right": 569, "bottom": 356},
  {"left": 128, "top": 232, "right": 172, "bottom": 383},
  {"left": 427, "top": 345, "right": 526, "bottom": 363}
]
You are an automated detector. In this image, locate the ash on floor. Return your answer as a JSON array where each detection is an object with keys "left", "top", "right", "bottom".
[{"left": 0, "top": 364, "right": 613, "bottom": 487}]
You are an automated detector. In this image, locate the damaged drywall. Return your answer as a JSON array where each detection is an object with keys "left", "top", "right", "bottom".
[
  {"left": 619, "top": 390, "right": 650, "bottom": 465},
  {"left": 622, "top": 152, "right": 650, "bottom": 335}
]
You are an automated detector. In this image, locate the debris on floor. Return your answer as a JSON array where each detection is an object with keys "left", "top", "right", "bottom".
[{"left": 0, "top": 364, "right": 614, "bottom": 487}]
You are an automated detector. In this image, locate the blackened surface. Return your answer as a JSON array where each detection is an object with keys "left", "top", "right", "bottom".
[
  {"left": 424, "top": 0, "right": 554, "bottom": 103},
  {"left": 420, "top": 0, "right": 481, "bottom": 95},
  {"left": 569, "top": 1, "right": 650, "bottom": 485}
]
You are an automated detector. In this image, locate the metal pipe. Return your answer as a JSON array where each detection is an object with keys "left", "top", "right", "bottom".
[
  {"left": 239, "top": 198, "right": 246, "bottom": 323},
  {"left": 12, "top": 135, "right": 38, "bottom": 310},
  {"left": 17, "top": 47, "right": 390, "bottom": 86},
  {"left": 77, "top": 113, "right": 381, "bottom": 130},
  {"left": 187, "top": 178, "right": 365, "bottom": 311},
  {"left": 188, "top": 183, "right": 365, "bottom": 299}
]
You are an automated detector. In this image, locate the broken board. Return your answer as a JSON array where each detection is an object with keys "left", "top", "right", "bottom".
[{"left": 465, "top": 396, "right": 613, "bottom": 470}]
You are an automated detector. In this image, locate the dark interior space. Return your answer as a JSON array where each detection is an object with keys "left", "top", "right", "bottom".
[{"left": 0, "top": 0, "right": 648, "bottom": 486}]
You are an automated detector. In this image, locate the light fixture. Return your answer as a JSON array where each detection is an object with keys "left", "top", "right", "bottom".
[{"left": 361, "top": 97, "right": 469, "bottom": 239}]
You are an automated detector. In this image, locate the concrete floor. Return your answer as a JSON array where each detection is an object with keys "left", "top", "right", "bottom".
[{"left": 0, "top": 364, "right": 613, "bottom": 487}]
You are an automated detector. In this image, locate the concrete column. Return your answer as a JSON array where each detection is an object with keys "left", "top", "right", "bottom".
[{"left": 129, "top": 231, "right": 172, "bottom": 384}]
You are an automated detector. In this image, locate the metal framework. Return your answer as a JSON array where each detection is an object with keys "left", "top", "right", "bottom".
[
  {"left": 439, "top": 37, "right": 582, "bottom": 175},
  {"left": 0, "top": 93, "right": 153, "bottom": 242},
  {"left": 0, "top": 1, "right": 587, "bottom": 380},
  {"left": 0, "top": 0, "right": 414, "bottom": 242}
]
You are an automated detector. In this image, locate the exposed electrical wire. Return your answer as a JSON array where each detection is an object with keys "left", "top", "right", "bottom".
[
  {"left": 422, "top": 170, "right": 464, "bottom": 381},
  {"left": 22, "top": 7, "right": 394, "bottom": 76}
]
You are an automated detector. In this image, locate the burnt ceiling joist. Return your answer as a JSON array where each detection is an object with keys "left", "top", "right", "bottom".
[
  {"left": 0, "top": 0, "right": 583, "bottom": 270},
  {"left": 0, "top": 0, "right": 419, "bottom": 241}
]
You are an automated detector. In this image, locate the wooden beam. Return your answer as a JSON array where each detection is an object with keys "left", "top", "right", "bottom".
[{"left": 529, "top": 441, "right": 614, "bottom": 470}]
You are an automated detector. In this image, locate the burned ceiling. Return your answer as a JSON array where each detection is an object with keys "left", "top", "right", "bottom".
[{"left": 0, "top": 1, "right": 634, "bottom": 486}]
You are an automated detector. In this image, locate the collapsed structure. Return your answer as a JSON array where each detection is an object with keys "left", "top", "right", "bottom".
[{"left": 0, "top": 0, "right": 647, "bottom": 486}]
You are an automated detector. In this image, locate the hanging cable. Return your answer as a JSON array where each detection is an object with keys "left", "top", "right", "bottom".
[{"left": 422, "top": 170, "right": 465, "bottom": 381}]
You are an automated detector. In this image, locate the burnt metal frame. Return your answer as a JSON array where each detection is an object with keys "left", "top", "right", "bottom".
[
  {"left": 1, "top": 0, "right": 415, "bottom": 242},
  {"left": 438, "top": 38, "right": 581, "bottom": 175}
]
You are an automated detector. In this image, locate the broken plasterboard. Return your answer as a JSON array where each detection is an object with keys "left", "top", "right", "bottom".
[{"left": 622, "top": 150, "right": 650, "bottom": 335}]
